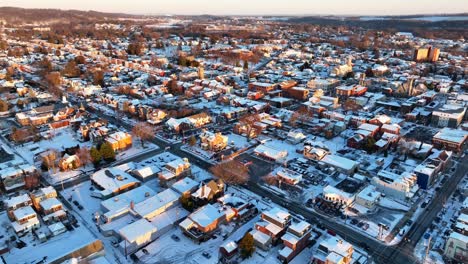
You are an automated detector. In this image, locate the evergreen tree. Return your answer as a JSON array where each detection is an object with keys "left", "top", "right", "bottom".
[
  {"left": 90, "top": 146, "right": 102, "bottom": 166},
  {"left": 239, "top": 233, "right": 255, "bottom": 258},
  {"left": 100, "top": 142, "right": 116, "bottom": 161}
]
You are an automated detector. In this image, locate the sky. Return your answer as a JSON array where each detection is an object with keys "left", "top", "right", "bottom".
[{"left": 2, "top": 0, "right": 468, "bottom": 16}]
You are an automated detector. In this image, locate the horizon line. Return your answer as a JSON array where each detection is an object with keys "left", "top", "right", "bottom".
[{"left": 1, "top": 6, "right": 468, "bottom": 17}]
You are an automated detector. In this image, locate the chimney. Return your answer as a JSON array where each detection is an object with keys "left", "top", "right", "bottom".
[
  {"left": 201, "top": 184, "right": 205, "bottom": 197},
  {"left": 130, "top": 201, "right": 134, "bottom": 210}
]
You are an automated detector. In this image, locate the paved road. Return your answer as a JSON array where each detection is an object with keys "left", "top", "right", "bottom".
[
  {"left": 380, "top": 154, "right": 468, "bottom": 264},
  {"left": 79, "top": 99, "right": 468, "bottom": 264}
]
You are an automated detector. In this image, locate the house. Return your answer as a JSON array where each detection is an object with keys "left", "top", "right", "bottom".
[
  {"left": 287, "top": 130, "right": 306, "bottom": 144},
  {"left": 179, "top": 203, "right": 228, "bottom": 241},
  {"left": 254, "top": 144, "right": 288, "bottom": 163},
  {"left": 105, "top": 131, "right": 132, "bottom": 152},
  {"left": 219, "top": 241, "right": 238, "bottom": 263},
  {"left": 30, "top": 186, "right": 57, "bottom": 211},
  {"left": 276, "top": 167, "right": 302, "bottom": 186},
  {"left": 371, "top": 170, "right": 418, "bottom": 201},
  {"left": 312, "top": 236, "right": 354, "bottom": 264},
  {"left": 249, "top": 82, "right": 276, "bottom": 93},
  {"left": 432, "top": 128, "right": 468, "bottom": 154},
  {"left": 278, "top": 221, "right": 312, "bottom": 263},
  {"left": 191, "top": 179, "right": 225, "bottom": 204},
  {"left": 199, "top": 130, "right": 228, "bottom": 152},
  {"left": 58, "top": 154, "right": 81, "bottom": 171},
  {"left": 11, "top": 206, "right": 40, "bottom": 234},
  {"left": 40, "top": 197, "right": 64, "bottom": 215},
  {"left": 158, "top": 158, "right": 191, "bottom": 187},
  {"left": 304, "top": 146, "right": 329, "bottom": 161},
  {"left": 6, "top": 194, "right": 32, "bottom": 220},
  {"left": 0, "top": 164, "right": 37, "bottom": 192}
]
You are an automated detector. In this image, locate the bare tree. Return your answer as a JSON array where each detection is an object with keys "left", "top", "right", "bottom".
[
  {"left": 262, "top": 174, "right": 278, "bottom": 186},
  {"left": 210, "top": 160, "right": 249, "bottom": 185},
  {"left": 239, "top": 114, "right": 261, "bottom": 140},
  {"left": 42, "top": 149, "right": 59, "bottom": 173},
  {"left": 132, "top": 122, "right": 154, "bottom": 147},
  {"left": 76, "top": 147, "right": 92, "bottom": 167}
]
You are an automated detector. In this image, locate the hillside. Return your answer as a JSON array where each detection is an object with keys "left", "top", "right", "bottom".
[{"left": 0, "top": 7, "right": 137, "bottom": 24}]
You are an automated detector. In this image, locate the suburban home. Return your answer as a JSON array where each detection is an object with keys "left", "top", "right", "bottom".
[
  {"left": 30, "top": 186, "right": 57, "bottom": 211},
  {"left": 191, "top": 179, "right": 225, "bottom": 204},
  {"left": 11, "top": 206, "right": 40, "bottom": 234},
  {"left": 158, "top": 158, "right": 191, "bottom": 187},
  {"left": 179, "top": 203, "right": 228, "bottom": 242},
  {"left": 199, "top": 130, "right": 228, "bottom": 152},
  {"left": 6, "top": 194, "right": 33, "bottom": 220}
]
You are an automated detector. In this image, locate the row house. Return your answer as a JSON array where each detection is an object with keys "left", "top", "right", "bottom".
[
  {"left": 278, "top": 221, "right": 312, "bottom": 263},
  {"left": 252, "top": 208, "right": 291, "bottom": 251}
]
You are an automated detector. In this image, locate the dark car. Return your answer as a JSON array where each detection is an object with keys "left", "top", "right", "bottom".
[{"left": 350, "top": 219, "right": 358, "bottom": 225}]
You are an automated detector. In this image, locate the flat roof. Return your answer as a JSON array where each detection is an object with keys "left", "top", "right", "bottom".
[{"left": 119, "top": 218, "right": 156, "bottom": 243}]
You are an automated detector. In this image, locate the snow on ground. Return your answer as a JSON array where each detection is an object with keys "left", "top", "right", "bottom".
[
  {"left": 1, "top": 212, "right": 98, "bottom": 264},
  {"left": 379, "top": 197, "right": 410, "bottom": 211}
]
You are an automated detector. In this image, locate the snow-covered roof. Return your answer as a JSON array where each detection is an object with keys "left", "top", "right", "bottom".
[
  {"left": 189, "top": 203, "right": 224, "bottom": 228},
  {"left": 171, "top": 177, "right": 199, "bottom": 194},
  {"left": 91, "top": 167, "right": 140, "bottom": 196},
  {"left": 13, "top": 206, "right": 36, "bottom": 220},
  {"left": 321, "top": 154, "right": 358, "bottom": 171},
  {"left": 119, "top": 218, "right": 156, "bottom": 243},
  {"left": 40, "top": 198, "right": 62, "bottom": 211},
  {"left": 101, "top": 185, "right": 156, "bottom": 213},
  {"left": 433, "top": 128, "right": 468, "bottom": 143},
  {"left": 133, "top": 188, "right": 179, "bottom": 219},
  {"left": 6, "top": 194, "right": 31, "bottom": 208}
]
